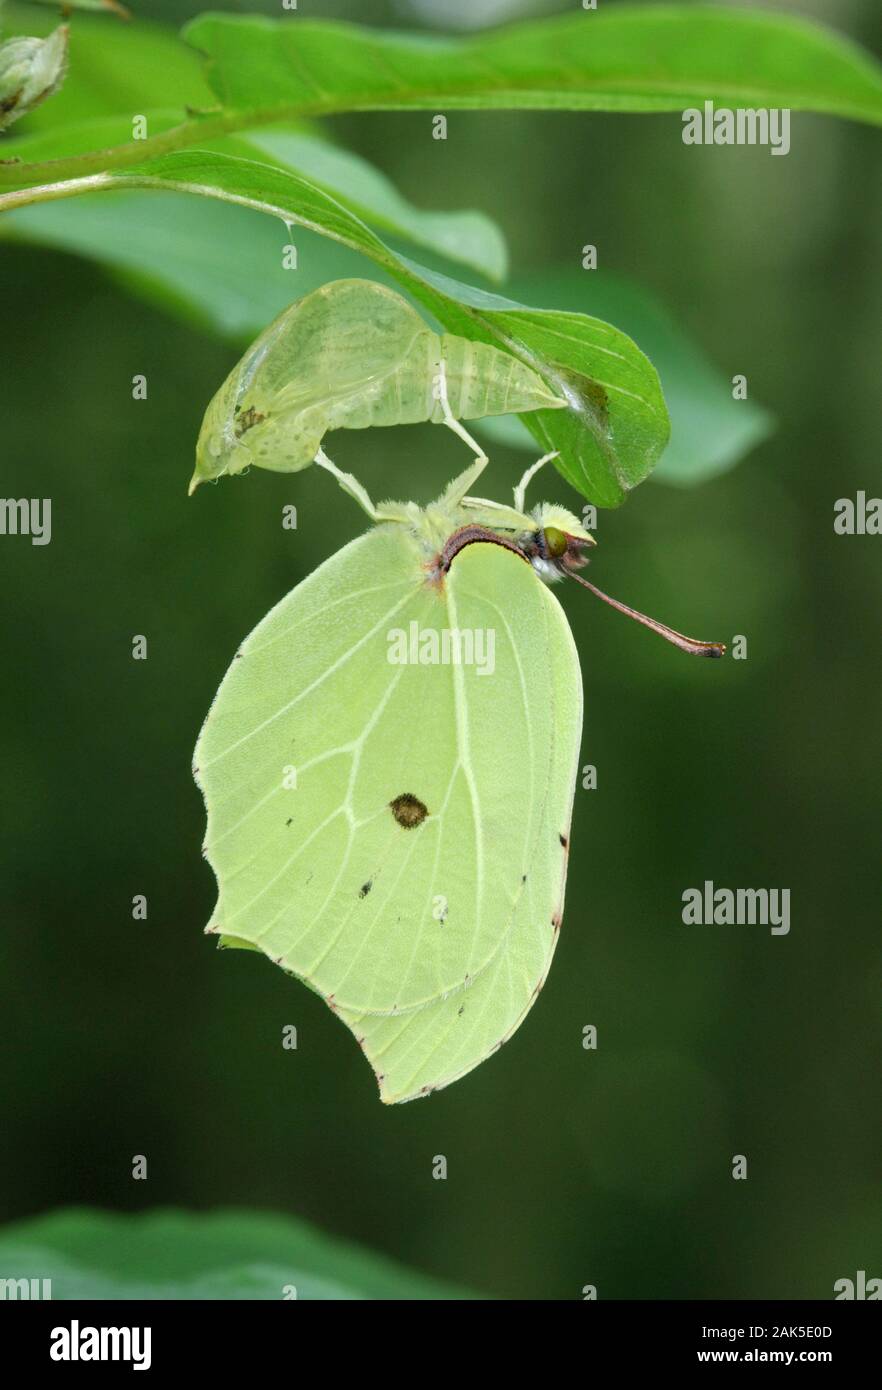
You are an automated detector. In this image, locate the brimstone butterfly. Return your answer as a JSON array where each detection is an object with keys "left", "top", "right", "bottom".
[{"left": 193, "top": 282, "right": 724, "bottom": 1103}]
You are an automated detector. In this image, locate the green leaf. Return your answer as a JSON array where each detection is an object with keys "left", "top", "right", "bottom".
[
  {"left": 0, "top": 188, "right": 371, "bottom": 337},
  {"left": 76, "top": 149, "right": 667, "bottom": 505},
  {"left": 2, "top": 119, "right": 508, "bottom": 281},
  {"left": 0, "top": 176, "right": 771, "bottom": 493},
  {"left": 473, "top": 299, "right": 668, "bottom": 503},
  {"left": 475, "top": 269, "right": 775, "bottom": 488},
  {"left": 185, "top": 6, "right": 882, "bottom": 125},
  {"left": 3, "top": 148, "right": 667, "bottom": 503},
  {"left": 3, "top": 5, "right": 880, "bottom": 190},
  {"left": 24, "top": 0, "right": 129, "bottom": 16},
  {"left": 229, "top": 129, "right": 507, "bottom": 283},
  {"left": 0, "top": 1207, "right": 475, "bottom": 1299}
]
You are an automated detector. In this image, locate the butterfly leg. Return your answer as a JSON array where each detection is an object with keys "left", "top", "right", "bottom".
[
  {"left": 513, "top": 452, "right": 560, "bottom": 514},
  {"left": 314, "top": 447, "right": 383, "bottom": 521},
  {"left": 434, "top": 357, "right": 489, "bottom": 478}
]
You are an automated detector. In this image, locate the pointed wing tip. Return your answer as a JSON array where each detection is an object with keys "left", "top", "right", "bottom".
[{"left": 375, "top": 1073, "right": 424, "bottom": 1106}]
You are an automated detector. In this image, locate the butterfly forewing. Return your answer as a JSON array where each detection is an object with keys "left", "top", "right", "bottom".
[{"left": 338, "top": 543, "right": 583, "bottom": 1102}]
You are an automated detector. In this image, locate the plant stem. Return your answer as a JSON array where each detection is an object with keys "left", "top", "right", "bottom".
[{"left": 0, "top": 110, "right": 263, "bottom": 191}]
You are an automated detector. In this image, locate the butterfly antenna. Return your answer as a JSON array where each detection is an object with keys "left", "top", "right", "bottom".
[{"left": 569, "top": 572, "right": 726, "bottom": 657}]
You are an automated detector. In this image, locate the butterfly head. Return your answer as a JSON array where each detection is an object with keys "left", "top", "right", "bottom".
[{"left": 521, "top": 503, "right": 596, "bottom": 584}]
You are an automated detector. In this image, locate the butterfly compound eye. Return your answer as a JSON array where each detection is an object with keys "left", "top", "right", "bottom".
[{"left": 542, "top": 526, "right": 568, "bottom": 559}]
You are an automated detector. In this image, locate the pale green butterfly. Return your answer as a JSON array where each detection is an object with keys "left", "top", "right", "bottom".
[
  {"left": 193, "top": 285, "right": 724, "bottom": 1104},
  {"left": 188, "top": 277, "right": 565, "bottom": 494}
]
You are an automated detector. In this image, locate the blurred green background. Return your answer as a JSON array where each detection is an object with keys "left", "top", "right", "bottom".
[{"left": 1, "top": 0, "right": 880, "bottom": 1298}]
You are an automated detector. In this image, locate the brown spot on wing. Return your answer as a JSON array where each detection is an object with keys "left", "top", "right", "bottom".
[{"left": 390, "top": 793, "right": 428, "bottom": 828}]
